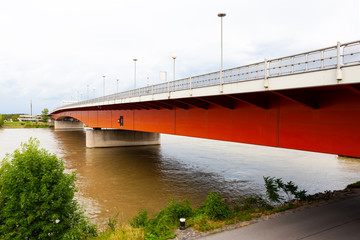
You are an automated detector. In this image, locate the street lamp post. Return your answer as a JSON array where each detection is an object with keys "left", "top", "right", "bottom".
[
  {"left": 218, "top": 13, "right": 226, "bottom": 92},
  {"left": 172, "top": 55, "right": 177, "bottom": 81},
  {"left": 116, "top": 78, "right": 119, "bottom": 94},
  {"left": 102, "top": 75, "right": 106, "bottom": 97},
  {"left": 133, "top": 59, "right": 138, "bottom": 89}
]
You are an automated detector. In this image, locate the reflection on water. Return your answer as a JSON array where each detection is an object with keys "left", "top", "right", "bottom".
[{"left": 0, "top": 128, "right": 359, "bottom": 225}]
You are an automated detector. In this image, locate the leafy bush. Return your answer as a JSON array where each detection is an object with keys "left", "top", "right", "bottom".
[
  {"left": 161, "top": 198, "right": 193, "bottom": 222},
  {"left": 0, "top": 138, "right": 97, "bottom": 239},
  {"left": 145, "top": 214, "right": 175, "bottom": 240},
  {"left": 197, "top": 191, "right": 232, "bottom": 220},
  {"left": 263, "top": 176, "right": 308, "bottom": 203},
  {"left": 130, "top": 210, "right": 149, "bottom": 228}
]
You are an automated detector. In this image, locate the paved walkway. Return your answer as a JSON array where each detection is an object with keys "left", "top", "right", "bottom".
[{"left": 199, "top": 195, "right": 360, "bottom": 240}]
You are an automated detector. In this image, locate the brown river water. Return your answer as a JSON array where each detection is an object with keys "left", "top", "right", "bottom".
[{"left": 0, "top": 128, "right": 359, "bottom": 226}]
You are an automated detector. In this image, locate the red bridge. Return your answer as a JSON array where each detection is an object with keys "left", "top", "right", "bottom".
[{"left": 51, "top": 41, "right": 360, "bottom": 158}]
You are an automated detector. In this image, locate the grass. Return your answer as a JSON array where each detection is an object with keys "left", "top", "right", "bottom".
[
  {"left": 92, "top": 223, "right": 144, "bottom": 240},
  {"left": 2, "top": 121, "right": 53, "bottom": 128}
]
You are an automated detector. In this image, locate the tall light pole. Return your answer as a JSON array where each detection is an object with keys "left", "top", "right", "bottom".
[
  {"left": 218, "top": 13, "right": 226, "bottom": 92},
  {"left": 133, "top": 59, "right": 138, "bottom": 89},
  {"left": 102, "top": 75, "right": 106, "bottom": 97},
  {"left": 116, "top": 78, "right": 119, "bottom": 93},
  {"left": 172, "top": 55, "right": 177, "bottom": 81}
]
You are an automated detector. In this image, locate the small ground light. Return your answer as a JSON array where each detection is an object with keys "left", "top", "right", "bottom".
[{"left": 180, "top": 218, "right": 186, "bottom": 230}]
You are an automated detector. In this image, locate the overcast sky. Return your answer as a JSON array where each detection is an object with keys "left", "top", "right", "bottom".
[{"left": 0, "top": 0, "right": 359, "bottom": 114}]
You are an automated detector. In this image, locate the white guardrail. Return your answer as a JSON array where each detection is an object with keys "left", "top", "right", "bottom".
[{"left": 53, "top": 40, "right": 360, "bottom": 112}]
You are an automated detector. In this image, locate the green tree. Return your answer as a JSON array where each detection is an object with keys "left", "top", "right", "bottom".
[
  {"left": 0, "top": 138, "right": 97, "bottom": 239},
  {"left": 11, "top": 115, "right": 19, "bottom": 122},
  {"left": 263, "top": 176, "right": 308, "bottom": 203},
  {"left": 0, "top": 114, "right": 4, "bottom": 127},
  {"left": 41, "top": 108, "right": 49, "bottom": 122}
]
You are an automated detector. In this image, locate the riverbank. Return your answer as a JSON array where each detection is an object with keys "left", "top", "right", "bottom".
[
  {"left": 1, "top": 122, "right": 53, "bottom": 128},
  {"left": 197, "top": 187, "right": 360, "bottom": 240},
  {"left": 93, "top": 183, "right": 360, "bottom": 240},
  {"left": 175, "top": 186, "right": 360, "bottom": 239}
]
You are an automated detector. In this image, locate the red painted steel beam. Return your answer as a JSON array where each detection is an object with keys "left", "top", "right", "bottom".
[
  {"left": 196, "top": 95, "right": 237, "bottom": 109},
  {"left": 343, "top": 84, "right": 360, "bottom": 95},
  {"left": 271, "top": 89, "right": 318, "bottom": 109},
  {"left": 228, "top": 93, "right": 269, "bottom": 109},
  {"left": 51, "top": 85, "right": 360, "bottom": 158},
  {"left": 175, "top": 98, "right": 209, "bottom": 110}
]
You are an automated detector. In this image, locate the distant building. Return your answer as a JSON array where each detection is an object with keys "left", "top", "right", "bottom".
[{"left": 18, "top": 115, "right": 42, "bottom": 122}]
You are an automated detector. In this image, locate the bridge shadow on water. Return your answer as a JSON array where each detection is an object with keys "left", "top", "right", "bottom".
[{"left": 49, "top": 130, "right": 360, "bottom": 225}]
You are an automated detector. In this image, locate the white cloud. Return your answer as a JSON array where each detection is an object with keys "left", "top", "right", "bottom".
[{"left": 0, "top": 0, "right": 359, "bottom": 113}]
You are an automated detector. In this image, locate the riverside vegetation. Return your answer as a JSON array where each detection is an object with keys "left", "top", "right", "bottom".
[
  {"left": 0, "top": 139, "right": 96, "bottom": 239},
  {"left": 1, "top": 121, "right": 52, "bottom": 128},
  {"left": 1, "top": 138, "right": 359, "bottom": 240}
]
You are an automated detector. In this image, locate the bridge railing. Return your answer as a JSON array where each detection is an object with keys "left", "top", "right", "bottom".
[{"left": 53, "top": 40, "right": 360, "bottom": 112}]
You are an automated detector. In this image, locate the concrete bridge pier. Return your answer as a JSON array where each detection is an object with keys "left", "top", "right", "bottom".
[
  {"left": 54, "top": 119, "right": 84, "bottom": 130},
  {"left": 86, "top": 129, "right": 161, "bottom": 148}
]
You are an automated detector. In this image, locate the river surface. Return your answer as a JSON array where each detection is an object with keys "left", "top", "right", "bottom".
[{"left": 0, "top": 128, "right": 359, "bottom": 225}]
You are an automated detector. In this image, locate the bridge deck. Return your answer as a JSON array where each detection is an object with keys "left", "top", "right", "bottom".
[{"left": 51, "top": 41, "right": 360, "bottom": 157}]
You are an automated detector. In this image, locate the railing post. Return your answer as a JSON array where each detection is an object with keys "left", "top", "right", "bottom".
[
  {"left": 336, "top": 41, "right": 343, "bottom": 81},
  {"left": 168, "top": 78, "right": 170, "bottom": 98},
  {"left": 220, "top": 71, "right": 223, "bottom": 93},
  {"left": 264, "top": 58, "right": 269, "bottom": 88},
  {"left": 189, "top": 76, "right": 192, "bottom": 96}
]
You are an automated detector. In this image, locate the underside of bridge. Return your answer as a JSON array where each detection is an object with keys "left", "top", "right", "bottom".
[{"left": 51, "top": 83, "right": 360, "bottom": 157}]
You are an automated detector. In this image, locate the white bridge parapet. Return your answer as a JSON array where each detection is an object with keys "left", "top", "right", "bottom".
[{"left": 51, "top": 40, "right": 360, "bottom": 113}]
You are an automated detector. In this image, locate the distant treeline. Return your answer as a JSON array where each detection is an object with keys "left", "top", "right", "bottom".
[{"left": 1, "top": 114, "right": 24, "bottom": 121}]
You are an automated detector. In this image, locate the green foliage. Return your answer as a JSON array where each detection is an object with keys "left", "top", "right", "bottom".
[
  {"left": 236, "top": 195, "right": 273, "bottom": 211},
  {"left": 144, "top": 213, "right": 176, "bottom": 240},
  {"left": 264, "top": 176, "right": 308, "bottom": 203},
  {"left": 264, "top": 176, "right": 284, "bottom": 203},
  {"left": 347, "top": 181, "right": 360, "bottom": 189},
  {"left": 160, "top": 198, "right": 193, "bottom": 222},
  {"left": 11, "top": 115, "right": 19, "bottom": 122},
  {"left": 129, "top": 199, "right": 192, "bottom": 240},
  {"left": 0, "top": 138, "right": 97, "bottom": 239},
  {"left": 107, "top": 213, "right": 119, "bottom": 232},
  {"left": 41, "top": 108, "right": 50, "bottom": 122},
  {"left": 130, "top": 210, "right": 149, "bottom": 228},
  {"left": 197, "top": 191, "right": 232, "bottom": 220},
  {"left": 189, "top": 214, "right": 222, "bottom": 231},
  {"left": 0, "top": 114, "right": 4, "bottom": 127},
  {"left": 23, "top": 122, "right": 50, "bottom": 128},
  {"left": 1, "top": 114, "right": 23, "bottom": 121}
]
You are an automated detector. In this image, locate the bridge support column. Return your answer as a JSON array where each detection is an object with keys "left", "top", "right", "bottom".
[
  {"left": 54, "top": 119, "right": 84, "bottom": 130},
  {"left": 86, "top": 129, "right": 160, "bottom": 148}
]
